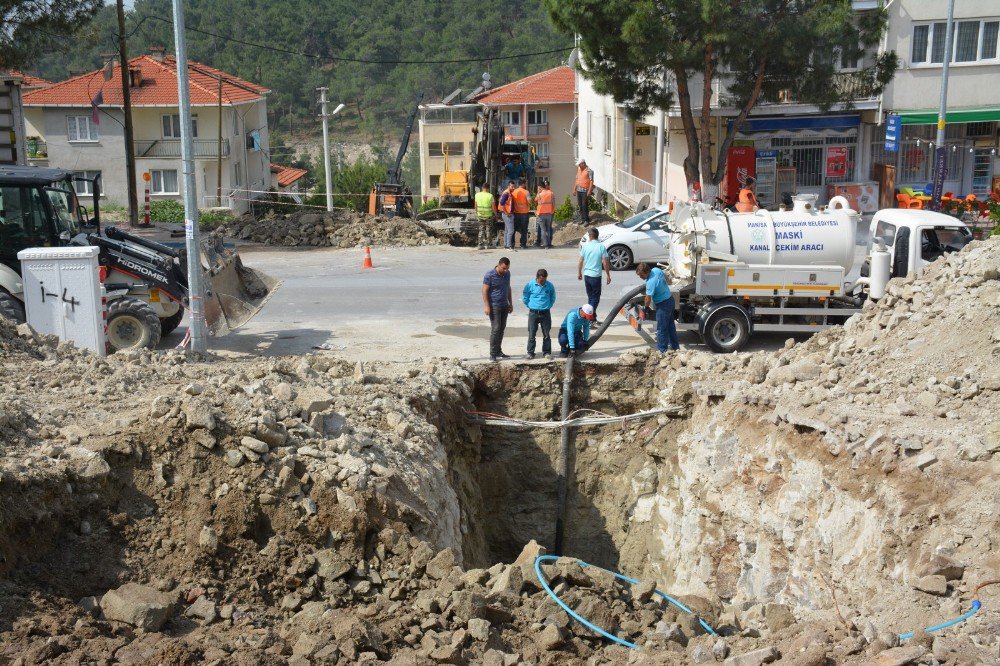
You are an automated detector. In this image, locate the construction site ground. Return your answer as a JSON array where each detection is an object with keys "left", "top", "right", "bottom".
[{"left": 2, "top": 222, "right": 998, "bottom": 665}]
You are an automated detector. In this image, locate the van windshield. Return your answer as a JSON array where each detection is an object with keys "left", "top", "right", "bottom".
[
  {"left": 45, "top": 188, "right": 81, "bottom": 237},
  {"left": 619, "top": 209, "right": 667, "bottom": 229}
]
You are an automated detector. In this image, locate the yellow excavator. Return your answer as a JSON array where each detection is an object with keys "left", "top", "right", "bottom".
[{"left": 439, "top": 146, "right": 472, "bottom": 206}]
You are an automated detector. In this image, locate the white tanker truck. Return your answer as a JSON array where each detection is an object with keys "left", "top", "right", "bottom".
[{"left": 622, "top": 194, "right": 972, "bottom": 352}]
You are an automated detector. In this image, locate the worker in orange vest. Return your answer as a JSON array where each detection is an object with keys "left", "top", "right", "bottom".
[
  {"left": 535, "top": 179, "right": 555, "bottom": 249},
  {"left": 497, "top": 181, "right": 516, "bottom": 249},
  {"left": 511, "top": 179, "right": 532, "bottom": 249},
  {"left": 575, "top": 159, "right": 594, "bottom": 223},
  {"left": 736, "top": 176, "right": 759, "bottom": 213}
]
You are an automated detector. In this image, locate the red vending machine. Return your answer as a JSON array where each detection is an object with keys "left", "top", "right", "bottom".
[{"left": 723, "top": 146, "right": 756, "bottom": 208}]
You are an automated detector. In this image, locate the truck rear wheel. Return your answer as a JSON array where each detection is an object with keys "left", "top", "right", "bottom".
[
  {"left": 0, "top": 290, "right": 26, "bottom": 323},
  {"left": 159, "top": 306, "right": 185, "bottom": 336},
  {"left": 703, "top": 308, "right": 749, "bottom": 353},
  {"left": 107, "top": 297, "right": 162, "bottom": 353}
]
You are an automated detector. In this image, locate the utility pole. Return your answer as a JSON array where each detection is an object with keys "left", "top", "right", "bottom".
[
  {"left": 931, "top": 0, "right": 956, "bottom": 211},
  {"left": 217, "top": 75, "right": 223, "bottom": 206},
  {"left": 116, "top": 0, "right": 139, "bottom": 227},
  {"left": 171, "top": 0, "right": 207, "bottom": 354},
  {"left": 653, "top": 71, "right": 667, "bottom": 206},
  {"left": 318, "top": 87, "right": 333, "bottom": 211}
]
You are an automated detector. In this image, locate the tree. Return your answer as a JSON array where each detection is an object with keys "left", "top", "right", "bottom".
[
  {"left": 1, "top": 0, "right": 103, "bottom": 68},
  {"left": 546, "top": 0, "right": 897, "bottom": 199}
]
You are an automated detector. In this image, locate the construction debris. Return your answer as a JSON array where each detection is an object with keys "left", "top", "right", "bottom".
[{"left": 0, "top": 235, "right": 997, "bottom": 663}]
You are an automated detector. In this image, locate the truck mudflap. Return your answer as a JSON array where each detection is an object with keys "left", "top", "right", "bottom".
[{"left": 200, "top": 236, "right": 280, "bottom": 336}]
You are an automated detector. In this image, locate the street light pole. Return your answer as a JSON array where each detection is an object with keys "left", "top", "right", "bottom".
[
  {"left": 170, "top": 0, "right": 207, "bottom": 353},
  {"left": 318, "top": 89, "right": 345, "bottom": 212},
  {"left": 931, "top": 0, "right": 956, "bottom": 210}
]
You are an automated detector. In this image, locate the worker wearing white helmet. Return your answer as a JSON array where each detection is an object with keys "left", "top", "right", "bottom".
[{"left": 558, "top": 304, "right": 595, "bottom": 357}]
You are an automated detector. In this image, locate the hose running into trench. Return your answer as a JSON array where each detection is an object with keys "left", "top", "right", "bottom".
[
  {"left": 534, "top": 555, "right": 718, "bottom": 649},
  {"left": 553, "top": 284, "right": 648, "bottom": 556}
]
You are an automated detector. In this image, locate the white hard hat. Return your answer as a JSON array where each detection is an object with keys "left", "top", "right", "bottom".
[{"left": 581, "top": 304, "right": 595, "bottom": 319}]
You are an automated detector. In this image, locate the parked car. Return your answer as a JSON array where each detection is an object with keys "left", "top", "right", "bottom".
[{"left": 580, "top": 204, "right": 673, "bottom": 270}]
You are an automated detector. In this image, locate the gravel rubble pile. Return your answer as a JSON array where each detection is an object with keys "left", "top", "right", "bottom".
[
  {"left": 218, "top": 210, "right": 455, "bottom": 248},
  {"left": 0, "top": 237, "right": 997, "bottom": 664}
]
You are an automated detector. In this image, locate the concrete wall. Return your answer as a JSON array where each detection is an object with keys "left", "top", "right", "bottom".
[
  {"left": 24, "top": 98, "right": 270, "bottom": 214},
  {"left": 883, "top": 0, "right": 1000, "bottom": 111}
]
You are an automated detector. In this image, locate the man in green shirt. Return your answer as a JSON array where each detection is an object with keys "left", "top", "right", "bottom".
[{"left": 475, "top": 184, "right": 496, "bottom": 250}]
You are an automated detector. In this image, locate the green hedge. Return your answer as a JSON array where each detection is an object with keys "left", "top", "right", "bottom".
[{"left": 148, "top": 200, "right": 186, "bottom": 223}]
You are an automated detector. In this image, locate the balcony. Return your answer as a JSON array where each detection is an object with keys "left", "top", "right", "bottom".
[
  {"left": 135, "top": 138, "right": 230, "bottom": 159},
  {"left": 615, "top": 168, "right": 655, "bottom": 209},
  {"left": 504, "top": 124, "right": 522, "bottom": 138},
  {"left": 527, "top": 123, "right": 549, "bottom": 137},
  {"left": 759, "top": 71, "right": 881, "bottom": 106},
  {"left": 26, "top": 139, "right": 48, "bottom": 164},
  {"left": 535, "top": 157, "right": 551, "bottom": 170}
]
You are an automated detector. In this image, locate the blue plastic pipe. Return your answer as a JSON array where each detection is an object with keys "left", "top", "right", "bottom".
[
  {"left": 534, "top": 554, "right": 717, "bottom": 649},
  {"left": 898, "top": 599, "right": 982, "bottom": 641}
]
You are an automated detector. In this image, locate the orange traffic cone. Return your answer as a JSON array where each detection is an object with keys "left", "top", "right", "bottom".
[{"left": 362, "top": 246, "right": 374, "bottom": 269}]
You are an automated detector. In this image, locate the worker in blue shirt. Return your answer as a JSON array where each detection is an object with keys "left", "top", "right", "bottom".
[
  {"left": 636, "top": 262, "right": 679, "bottom": 352},
  {"left": 578, "top": 228, "right": 611, "bottom": 324},
  {"left": 558, "top": 304, "right": 595, "bottom": 357},
  {"left": 504, "top": 155, "right": 526, "bottom": 189},
  {"left": 521, "top": 268, "right": 556, "bottom": 359}
]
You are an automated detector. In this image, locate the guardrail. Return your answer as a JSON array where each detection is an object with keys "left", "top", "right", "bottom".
[
  {"left": 615, "top": 168, "right": 655, "bottom": 207},
  {"left": 136, "top": 138, "right": 230, "bottom": 158},
  {"left": 527, "top": 123, "right": 549, "bottom": 137}
]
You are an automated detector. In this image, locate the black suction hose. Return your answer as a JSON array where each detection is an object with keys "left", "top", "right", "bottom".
[{"left": 553, "top": 282, "right": 646, "bottom": 555}]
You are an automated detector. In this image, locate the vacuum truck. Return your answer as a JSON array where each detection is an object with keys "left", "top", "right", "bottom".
[{"left": 625, "top": 194, "right": 972, "bottom": 352}]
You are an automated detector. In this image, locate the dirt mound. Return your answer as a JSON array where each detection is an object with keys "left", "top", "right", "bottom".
[
  {"left": 219, "top": 209, "right": 456, "bottom": 248},
  {"left": 0, "top": 238, "right": 996, "bottom": 664},
  {"left": 551, "top": 221, "right": 589, "bottom": 247}
]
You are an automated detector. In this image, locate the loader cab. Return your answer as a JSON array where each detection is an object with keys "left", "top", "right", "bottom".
[{"left": 867, "top": 209, "right": 971, "bottom": 278}]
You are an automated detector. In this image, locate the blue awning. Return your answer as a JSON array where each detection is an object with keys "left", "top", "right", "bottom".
[{"left": 731, "top": 114, "right": 861, "bottom": 133}]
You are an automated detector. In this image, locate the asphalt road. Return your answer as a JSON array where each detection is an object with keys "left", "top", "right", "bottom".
[{"left": 163, "top": 244, "right": 801, "bottom": 362}]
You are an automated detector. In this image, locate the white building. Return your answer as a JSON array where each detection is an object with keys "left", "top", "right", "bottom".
[
  {"left": 577, "top": 0, "right": 1000, "bottom": 211},
  {"left": 22, "top": 51, "right": 299, "bottom": 214}
]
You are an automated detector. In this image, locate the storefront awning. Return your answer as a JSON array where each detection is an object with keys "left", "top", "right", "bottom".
[
  {"left": 731, "top": 114, "right": 860, "bottom": 133},
  {"left": 898, "top": 107, "right": 1000, "bottom": 125}
]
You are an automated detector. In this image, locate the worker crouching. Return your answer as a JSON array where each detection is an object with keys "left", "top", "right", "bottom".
[{"left": 559, "top": 304, "right": 595, "bottom": 357}]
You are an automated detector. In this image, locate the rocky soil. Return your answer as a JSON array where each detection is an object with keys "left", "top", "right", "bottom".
[
  {"left": 218, "top": 210, "right": 464, "bottom": 248},
  {"left": 0, "top": 237, "right": 998, "bottom": 664}
]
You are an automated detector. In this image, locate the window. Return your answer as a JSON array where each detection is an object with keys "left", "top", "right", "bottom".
[
  {"left": 72, "top": 171, "right": 101, "bottom": 196},
  {"left": 533, "top": 142, "right": 549, "bottom": 158},
  {"left": 150, "top": 169, "right": 179, "bottom": 194},
  {"left": 67, "top": 115, "right": 99, "bottom": 142},
  {"left": 604, "top": 116, "right": 612, "bottom": 155},
  {"left": 502, "top": 110, "right": 520, "bottom": 127},
  {"left": 232, "top": 162, "right": 243, "bottom": 188},
  {"left": 0, "top": 186, "right": 50, "bottom": 254},
  {"left": 427, "top": 142, "right": 465, "bottom": 157},
  {"left": 429, "top": 175, "right": 440, "bottom": 190},
  {"left": 874, "top": 221, "right": 896, "bottom": 246},
  {"left": 527, "top": 109, "right": 547, "bottom": 125},
  {"left": 162, "top": 114, "right": 198, "bottom": 139},
  {"left": 912, "top": 19, "right": 1000, "bottom": 65},
  {"left": 586, "top": 111, "right": 593, "bottom": 147}
]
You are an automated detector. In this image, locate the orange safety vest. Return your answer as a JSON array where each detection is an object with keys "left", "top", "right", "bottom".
[
  {"left": 498, "top": 189, "right": 514, "bottom": 214},
  {"left": 536, "top": 189, "right": 555, "bottom": 215},
  {"left": 512, "top": 187, "right": 530, "bottom": 214},
  {"left": 736, "top": 188, "right": 758, "bottom": 213},
  {"left": 575, "top": 166, "right": 593, "bottom": 191}
]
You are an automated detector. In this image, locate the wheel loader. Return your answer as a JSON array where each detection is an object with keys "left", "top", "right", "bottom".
[{"left": 0, "top": 165, "right": 278, "bottom": 352}]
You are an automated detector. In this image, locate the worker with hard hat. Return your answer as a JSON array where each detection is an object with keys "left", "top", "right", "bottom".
[
  {"left": 497, "top": 181, "right": 516, "bottom": 249},
  {"left": 736, "top": 177, "right": 759, "bottom": 213},
  {"left": 558, "top": 303, "right": 595, "bottom": 357},
  {"left": 475, "top": 183, "right": 496, "bottom": 250},
  {"left": 575, "top": 158, "right": 594, "bottom": 224}
]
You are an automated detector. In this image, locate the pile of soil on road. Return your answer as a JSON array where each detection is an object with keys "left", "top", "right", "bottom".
[
  {"left": 0, "top": 237, "right": 997, "bottom": 664},
  {"left": 218, "top": 209, "right": 458, "bottom": 248}
]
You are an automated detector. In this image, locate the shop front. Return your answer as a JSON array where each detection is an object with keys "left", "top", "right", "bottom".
[{"left": 728, "top": 114, "right": 864, "bottom": 207}]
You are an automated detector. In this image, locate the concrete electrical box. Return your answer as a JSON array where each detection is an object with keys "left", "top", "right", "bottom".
[{"left": 17, "top": 246, "right": 105, "bottom": 356}]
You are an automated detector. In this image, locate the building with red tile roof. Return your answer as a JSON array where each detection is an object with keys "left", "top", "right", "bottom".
[
  {"left": 271, "top": 163, "right": 308, "bottom": 190},
  {"left": 22, "top": 51, "right": 273, "bottom": 214},
  {"left": 418, "top": 65, "right": 578, "bottom": 203},
  {"left": 1, "top": 69, "right": 52, "bottom": 91}
]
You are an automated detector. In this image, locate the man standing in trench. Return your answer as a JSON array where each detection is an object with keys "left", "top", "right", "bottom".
[{"left": 482, "top": 257, "right": 513, "bottom": 362}]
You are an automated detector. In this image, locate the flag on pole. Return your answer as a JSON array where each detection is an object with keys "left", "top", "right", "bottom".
[{"left": 91, "top": 89, "right": 104, "bottom": 125}]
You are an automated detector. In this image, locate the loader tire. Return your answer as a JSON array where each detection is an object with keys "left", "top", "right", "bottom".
[
  {"left": 107, "top": 297, "right": 161, "bottom": 353},
  {"left": 0, "top": 290, "right": 26, "bottom": 323},
  {"left": 159, "top": 306, "right": 185, "bottom": 336}
]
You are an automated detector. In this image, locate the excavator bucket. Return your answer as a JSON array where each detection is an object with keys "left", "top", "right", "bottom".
[{"left": 199, "top": 236, "right": 280, "bottom": 336}]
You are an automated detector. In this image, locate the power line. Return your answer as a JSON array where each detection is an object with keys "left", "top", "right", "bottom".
[{"left": 139, "top": 15, "right": 572, "bottom": 65}]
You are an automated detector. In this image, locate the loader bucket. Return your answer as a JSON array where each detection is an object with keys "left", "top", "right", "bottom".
[{"left": 199, "top": 236, "right": 280, "bottom": 336}]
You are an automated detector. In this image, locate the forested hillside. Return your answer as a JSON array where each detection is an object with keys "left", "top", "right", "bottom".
[{"left": 32, "top": 0, "right": 570, "bottom": 138}]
